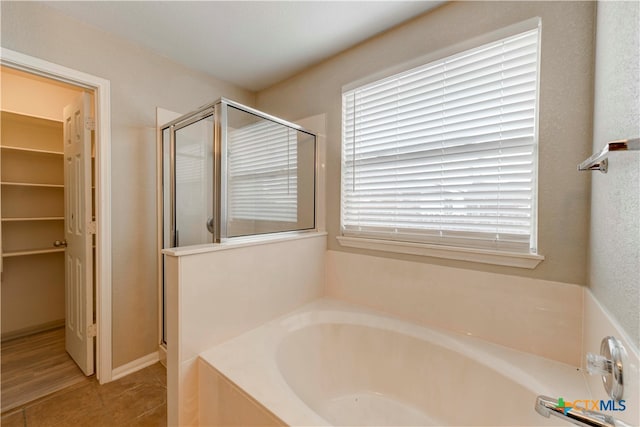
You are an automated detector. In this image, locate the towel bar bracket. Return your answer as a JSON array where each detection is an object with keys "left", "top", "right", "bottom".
[{"left": 578, "top": 138, "right": 640, "bottom": 173}]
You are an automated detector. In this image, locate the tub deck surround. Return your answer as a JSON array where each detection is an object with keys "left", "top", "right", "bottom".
[{"left": 199, "top": 299, "right": 591, "bottom": 427}]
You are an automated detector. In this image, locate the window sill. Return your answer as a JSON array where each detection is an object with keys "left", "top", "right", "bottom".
[{"left": 336, "top": 236, "right": 544, "bottom": 269}]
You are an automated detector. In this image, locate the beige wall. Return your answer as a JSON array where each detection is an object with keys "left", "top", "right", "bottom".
[
  {"left": 1, "top": 1, "right": 255, "bottom": 368},
  {"left": 257, "top": 1, "right": 596, "bottom": 285},
  {"left": 589, "top": 1, "right": 640, "bottom": 349}
]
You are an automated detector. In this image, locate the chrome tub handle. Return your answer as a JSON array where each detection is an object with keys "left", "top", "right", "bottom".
[{"left": 535, "top": 395, "right": 632, "bottom": 427}]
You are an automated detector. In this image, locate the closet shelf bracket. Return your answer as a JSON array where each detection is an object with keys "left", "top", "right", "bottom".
[{"left": 578, "top": 138, "right": 640, "bottom": 173}]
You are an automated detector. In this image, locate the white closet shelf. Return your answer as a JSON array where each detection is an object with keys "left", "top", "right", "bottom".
[
  {"left": 1, "top": 217, "right": 64, "bottom": 222},
  {"left": 0, "top": 146, "right": 63, "bottom": 156},
  {"left": 2, "top": 248, "right": 65, "bottom": 258},
  {"left": 1, "top": 182, "right": 64, "bottom": 188}
]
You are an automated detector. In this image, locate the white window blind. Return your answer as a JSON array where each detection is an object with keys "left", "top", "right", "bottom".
[
  {"left": 341, "top": 28, "right": 540, "bottom": 253},
  {"left": 228, "top": 120, "right": 298, "bottom": 222}
]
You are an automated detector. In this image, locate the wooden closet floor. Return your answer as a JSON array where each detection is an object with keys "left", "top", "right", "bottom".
[{"left": 1, "top": 327, "right": 89, "bottom": 413}]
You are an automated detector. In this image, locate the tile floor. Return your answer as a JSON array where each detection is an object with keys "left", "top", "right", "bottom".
[{"left": 1, "top": 362, "right": 166, "bottom": 427}]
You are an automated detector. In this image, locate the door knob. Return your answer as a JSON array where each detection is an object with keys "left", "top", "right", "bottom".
[{"left": 53, "top": 240, "right": 68, "bottom": 248}]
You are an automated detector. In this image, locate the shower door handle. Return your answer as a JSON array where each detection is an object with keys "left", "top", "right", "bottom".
[{"left": 206, "top": 217, "right": 215, "bottom": 234}]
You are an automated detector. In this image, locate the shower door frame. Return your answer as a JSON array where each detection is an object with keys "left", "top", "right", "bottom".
[{"left": 165, "top": 107, "right": 220, "bottom": 247}]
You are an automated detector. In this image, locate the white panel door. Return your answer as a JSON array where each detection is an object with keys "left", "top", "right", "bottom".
[{"left": 63, "top": 92, "right": 94, "bottom": 376}]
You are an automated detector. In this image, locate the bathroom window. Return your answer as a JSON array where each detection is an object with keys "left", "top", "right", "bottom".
[{"left": 341, "top": 26, "right": 541, "bottom": 259}]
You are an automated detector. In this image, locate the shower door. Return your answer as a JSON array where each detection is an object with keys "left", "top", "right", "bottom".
[
  {"left": 161, "top": 111, "right": 216, "bottom": 345},
  {"left": 163, "top": 114, "right": 215, "bottom": 248}
]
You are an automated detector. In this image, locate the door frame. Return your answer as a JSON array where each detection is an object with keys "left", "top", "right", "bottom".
[{"left": 1, "top": 47, "right": 113, "bottom": 383}]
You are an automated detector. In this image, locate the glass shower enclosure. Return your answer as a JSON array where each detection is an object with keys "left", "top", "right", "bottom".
[
  {"left": 160, "top": 98, "right": 317, "bottom": 343},
  {"left": 162, "top": 98, "right": 316, "bottom": 247}
]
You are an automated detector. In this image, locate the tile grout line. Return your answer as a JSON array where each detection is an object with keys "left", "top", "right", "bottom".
[{"left": 135, "top": 401, "right": 167, "bottom": 420}]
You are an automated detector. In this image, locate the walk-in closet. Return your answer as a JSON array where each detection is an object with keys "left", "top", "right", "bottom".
[{"left": 1, "top": 66, "right": 93, "bottom": 412}]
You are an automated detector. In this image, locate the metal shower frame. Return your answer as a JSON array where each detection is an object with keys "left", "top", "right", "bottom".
[{"left": 161, "top": 97, "right": 318, "bottom": 247}]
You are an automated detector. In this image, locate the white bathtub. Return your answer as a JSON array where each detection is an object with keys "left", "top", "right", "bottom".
[{"left": 199, "top": 299, "right": 590, "bottom": 426}]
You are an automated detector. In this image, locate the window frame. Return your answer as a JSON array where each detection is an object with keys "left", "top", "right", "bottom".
[{"left": 338, "top": 18, "right": 544, "bottom": 269}]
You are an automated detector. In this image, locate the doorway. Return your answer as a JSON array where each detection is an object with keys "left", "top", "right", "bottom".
[
  {"left": 0, "top": 66, "right": 93, "bottom": 411},
  {"left": 0, "top": 48, "right": 112, "bottom": 410}
]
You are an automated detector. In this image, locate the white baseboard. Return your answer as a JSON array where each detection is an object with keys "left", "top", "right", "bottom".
[{"left": 111, "top": 351, "right": 160, "bottom": 381}]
